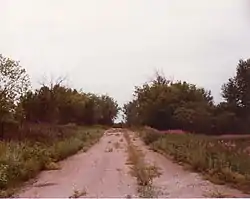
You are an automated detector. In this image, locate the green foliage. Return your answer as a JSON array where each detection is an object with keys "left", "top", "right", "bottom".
[
  {"left": 125, "top": 59, "right": 250, "bottom": 134},
  {"left": 0, "top": 54, "right": 118, "bottom": 139},
  {"left": 0, "top": 54, "right": 30, "bottom": 137},
  {"left": 222, "top": 59, "right": 250, "bottom": 132},
  {"left": 124, "top": 73, "right": 214, "bottom": 133},
  {"left": 20, "top": 84, "right": 119, "bottom": 125},
  {"left": 0, "top": 54, "right": 30, "bottom": 102},
  {"left": 0, "top": 53, "right": 117, "bottom": 196}
]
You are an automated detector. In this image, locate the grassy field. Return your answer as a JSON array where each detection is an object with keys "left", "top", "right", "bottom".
[
  {"left": 139, "top": 127, "right": 250, "bottom": 193},
  {"left": 0, "top": 124, "right": 104, "bottom": 197}
]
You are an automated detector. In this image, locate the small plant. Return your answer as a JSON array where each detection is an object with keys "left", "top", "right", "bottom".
[
  {"left": 138, "top": 185, "right": 156, "bottom": 198},
  {"left": 69, "top": 188, "right": 87, "bottom": 198},
  {"left": 44, "top": 162, "right": 61, "bottom": 171},
  {"left": 145, "top": 165, "right": 161, "bottom": 179}
]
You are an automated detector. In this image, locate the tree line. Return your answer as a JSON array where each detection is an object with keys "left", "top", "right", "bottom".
[
  {"left": 1, "top": 53, "right": 250, "bottom": 136},
  {"left": 0, "top": 54, "right": 119, "bottom": 138},
  {"left": 124, "top": 59, "right": 250, "bottom": 134}
]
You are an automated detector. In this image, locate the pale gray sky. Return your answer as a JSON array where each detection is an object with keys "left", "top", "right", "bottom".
[{"left": 1, "top": 0, "right": 250, "bottom": 109}]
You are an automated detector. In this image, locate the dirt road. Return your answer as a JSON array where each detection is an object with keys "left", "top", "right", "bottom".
[{"left": 17, "top": 129, "right": 247, "bottom": 198}]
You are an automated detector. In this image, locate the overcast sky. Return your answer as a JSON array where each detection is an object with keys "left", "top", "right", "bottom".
[{"left": 1, "top": 0, "right": 250, "bottom": 109}]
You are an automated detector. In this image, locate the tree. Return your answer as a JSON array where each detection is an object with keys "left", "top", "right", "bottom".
[
  {"left": 222, "top": 59, "right": 250, "bottom": 132},
  {"left": 0, "top": 54, "right": 30, "bottom": 136},
  {"left": 20, "top": 85, "right": 119, "bottom": 126},
  {"left": 124, "top": 73, "right": 213, "bottom": 132},
  {"left": 0, "top": 54, "right": 30, "bottom": 102}
]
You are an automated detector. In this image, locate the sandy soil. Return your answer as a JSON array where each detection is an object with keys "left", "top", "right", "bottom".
[{"left": 16, "top": 129, "right": 247, "bottom": 198}]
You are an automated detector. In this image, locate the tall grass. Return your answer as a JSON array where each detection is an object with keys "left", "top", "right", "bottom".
[
  {"left": 0, "top": 124, "right": 104, "bottom": 197},
  {"left": 140, "top": 128, "right": 250, "bottom": 193}
]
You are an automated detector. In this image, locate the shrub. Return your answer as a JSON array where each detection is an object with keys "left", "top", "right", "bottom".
[{"left": 141, "top": 127, "right": 162, "bottom": 145}]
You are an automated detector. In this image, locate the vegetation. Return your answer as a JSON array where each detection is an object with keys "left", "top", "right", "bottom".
[
  {"left": 139, "top": 128, "right": 250, "bottom": 193},
  {"left": 1, "top": 50, "right": 250, "bottom": 196},
  {"left": 124, "top": 131, "right": 160, "bottom": 198},
  {"left": 0, "top": 125, "right": 104, "bottom": 197},
  {"left": 0, "top": 54, "right": 118, "bottom": 196},
  {"left": 20, "top": 84, "right": 119, "bottom": 126},
  {"left": 69, "top": 188, "right": 87, "bottom": 198},
  {"left": 124, "top": 59, "right": 250, "bottom": 134},
  {"left": 0, "top": 54, "right": 30, "bottom": 138},
  {"left": 0, "top": 54, "right": 119, "bottom": 139},
  {"left": 124, "top": 59, "right": 250, "bottom": 193}
]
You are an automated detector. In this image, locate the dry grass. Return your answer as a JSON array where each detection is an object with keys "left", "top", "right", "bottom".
[
  {"left": 69, "top": 188, "right": 87, "bottom": 198},
  {"left": 44, "top": 162, "right": 61, "bottom": 171},
  {"left": 0, "top": 126, "right": 104, "bottom": 197},
  {"left": 204, "top": 190, "right": 232, "bottom": 198},
  {"left": 140, "top": 128, "right": 250, "bottom": 193},
  {"left": 145, "top": 165, "right": 162, "bottom": 179},
  {"left": 124, "top": 132, "right": 160, "bottom": 197}
]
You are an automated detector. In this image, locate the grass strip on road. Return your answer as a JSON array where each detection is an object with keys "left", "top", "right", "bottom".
[{"left": 124, "top": 131, "right": 160, "bottom": 198}]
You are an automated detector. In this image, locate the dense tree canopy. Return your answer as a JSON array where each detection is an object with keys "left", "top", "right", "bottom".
[
  {"left": 0, "top": 54, "right": 119, "bottom": 137},
  {"left": 20, "top": 84, "right": 119, "bottom": 125},
  {"left": 123, "top": 74, "right": 214, "bottom": 133},
  {"left": 124, "top": 60, "right": 250, "bottom": 134},
  {"left": 221, "top": 59, "right": 250, "bottom": 132},
  {"left": 1, "top": 53, "right": 250, "bottom": 136}
]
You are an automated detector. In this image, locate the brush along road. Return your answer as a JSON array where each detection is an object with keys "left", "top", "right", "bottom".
[{"left": 17, "top": 129, "right": 247, "bottom": 198}]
